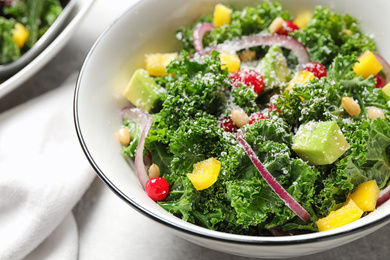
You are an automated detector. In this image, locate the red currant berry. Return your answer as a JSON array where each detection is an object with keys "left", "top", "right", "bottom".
[
  {"left": 374, "top": 74, "right": 386, "bottom": 88},
  {"left": 145, "top": 177, "right": 169, "bottom": 201},
  {"left": 276, "top": 20, "right": 299, "bottom": 35},
  {"left": 268, "top": 104, "right": 282, "bottom": 114},
  {"left": 217, "top": 117, "right": 236, "bottom": 132},
  {"left": 303, "top": 62, "right": 327, "bottom": 79},
  {"left": 249, "top": 112, "right": 269, "bottom": 124},
  {"left": 229, "top": 69, "right": 264, "bottom": 94}
]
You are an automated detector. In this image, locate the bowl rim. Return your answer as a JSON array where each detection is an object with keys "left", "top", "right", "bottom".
[{"left": 74, "top": 0, "right": 390, "bottom": 245}]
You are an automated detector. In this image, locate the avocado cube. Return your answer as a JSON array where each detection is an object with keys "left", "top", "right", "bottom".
[
  {"left": 381, "top": 82, "right": 390, "bottom": 101},
  {"left": 292, "top": 121, "right": 349, "bottom": 165},
  {"left": 123, "top": 69, "right": 165, "bottom": 112},
  {"left": 256, "top": 44, "right": 289, "bottom": 91}
]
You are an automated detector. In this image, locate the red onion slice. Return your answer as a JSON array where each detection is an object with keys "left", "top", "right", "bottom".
[
  {"left": 193, "top": 22, "right": 215, "bottom": 56},
  {"left": 235, "top": 130, "right": 311, "bottom": 222},
  {"left": 204, "top": 34, "right": 310, "bottom": 70},
  {"left": 121, "top": 107, "right": 153, "bottom": 188},
  {"left": 373, "top": 53, "right": 390, "bottom": 83},
  {"left": 377, "top": 185, "right": 390, "bottom": 207}
]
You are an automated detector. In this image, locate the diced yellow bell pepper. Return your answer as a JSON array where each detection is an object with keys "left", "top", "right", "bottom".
[
  {"left": 220, "top": 52, "right": 240, "bottom": 73},
  {"left": 294, "top": 11, "right": 313, "bottom": 29},
  {"left": 13, "top": 22, "right": 29, "bottom": 49},
  {"left": 187, "top": 158, "right": 221, "bottom": 190},
  {"left": 213, "top": 3, "right": 232, "bottom": 27},
  {"left": 348, "top": 180, "right": 380, "bottom": 212},
  {"left": 316, "top": 199, "right": 364, "bottom": 232},
  {"left": 353, "top": 50, "right": 383, "bottom": 79},
  {"left": 287, "top": 71, "right": 315, "bottom": 91},
  {"left": 145, "top": 53, "right": 178, "bottom": 77}
]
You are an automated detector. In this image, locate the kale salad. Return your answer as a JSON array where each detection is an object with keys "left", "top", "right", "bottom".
[
  {"left": 0, "top": 0, "right": 63, "bottom": 65},
  {"left": 117, "top": 1, "right": 390, "bottom": 236}
]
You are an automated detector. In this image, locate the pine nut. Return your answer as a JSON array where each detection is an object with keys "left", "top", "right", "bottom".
[
  {"left": 269, "top": 17, "right": 284, "bottom": 34},
  {"left": 239, "top": 50, "right": 256, "bottom": 61},
  {"left": 148, "top": 163, "right": 160, "bottom": 178},
  {"left": 117, "top": 127, "right": 131, "bottom": 145},
  {"left": 341, "top": 97, "right": 361, "bottom": 116},
  {"left": 231, "top": 109, "right": 250, "bottom": 128},
  {"left": 367, "top": 106, "right": 386, "bottom": 120}
]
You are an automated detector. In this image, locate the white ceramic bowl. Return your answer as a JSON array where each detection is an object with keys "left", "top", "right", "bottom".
[{"left": 74, "top": 0, "right": 390, "bottom": 258}]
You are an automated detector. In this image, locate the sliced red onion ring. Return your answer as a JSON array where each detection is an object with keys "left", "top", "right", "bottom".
[
  {"left": 204, "top": 34, "right": 310, "bottom": 70},
  {"left": 235, "top": 129, "right": 311, "bottom": 222},
  {"left": 121, "top": 107, "right": 153, "bottom": 188},
  {"left": 373, "top": 53, "right": 390, "bottom": 83},
  {"left": 193, "top": 22, "right": 215, "bottom": 56},
  {"left": 377, "top": 184, "right": 390, "bottom": 207}
]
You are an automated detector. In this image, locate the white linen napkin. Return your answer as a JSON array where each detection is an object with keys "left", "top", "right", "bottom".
[{"left": 0, "top": 73, "right": 95, "bottom": 260}]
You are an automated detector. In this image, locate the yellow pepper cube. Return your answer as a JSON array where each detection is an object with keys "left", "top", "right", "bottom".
[
  {"left": 316, "top": 199, "right": 364, "bottom": 232},
  {"left": 213, "top": 3, "right": 232, "bottom": 27},
  {"left": 187, "top": 158, "right": 221, "bottom": 190},
  {"left": 294, "top": 11, "right": 313, "bottom": 29},
  {"left": 145, "top": 53, "right": 178, "bottom": 77},
  {"left": 287, "top": 71, "right": 315, "bottom": 91},
  {"left": 353, "top": 50, "right": 383, "bottom": 79},
  {"left": 13, "top": 22, "right": 29, "bottom": 49},
  {"left": 220, "top": 52, "right": 240, "bottom": 73},
  {"left": 349, "top": 180, "right": 380, "bottom": 212}
]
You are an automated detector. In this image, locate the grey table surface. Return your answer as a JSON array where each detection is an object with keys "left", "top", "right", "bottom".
[{"left": 1, "top": 0, "right": 390, "bottom": 259}]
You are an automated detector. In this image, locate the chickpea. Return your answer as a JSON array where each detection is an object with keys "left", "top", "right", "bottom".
[
  {"left": 148, "top": 163, "right": 161, "bottom": 178},
  {"left": 367, "top": 106, "right": 386, "bottom": 120},
  {"left": 269, "top": 17, "right": 284, "bottom": 34},
  {"left": 117, "top": 127, "right": 131, "bottom": 146},
  {"left": 231, "top": 109, "right": 250, "bottom": 128},
  {"left": 239, "top": 50, "right": 256, "bottom": 62},
  {"left": 341, "top": 97, "right": 361, "bottom": 116}
]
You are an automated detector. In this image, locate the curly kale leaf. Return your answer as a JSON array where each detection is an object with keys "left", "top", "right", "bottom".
[
  {"left": 176, "top": 1, "right": 290, "bottom": 54},
  {"left": 0, "top": 17, "right": 19, "bottom": 64},
  {"left": 231, "top": 85, "right": 259, "bottom": 114},
  {"left": 151, "top": 51, "right": 230, "bottom": 144},
  {"left": 292, "top": 7, "right": 375, "bottom": 66}
]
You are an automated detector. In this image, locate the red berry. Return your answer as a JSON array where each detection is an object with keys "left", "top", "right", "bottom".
[
  {"left": 229, "top": 69, "right": 264, "bottom": 94},
  {"left": 249, "top": 112, "right": 269, "bottom": 124},
  {"left": 145, "top": 177, "right": 169, "bottom": 201},
  {"left": 276, "top": 20, "right": 299, "bottom": 35},
  {"left": 217, "top": 117, "right": 236, "bottom": 132},
  {"left": 374, "top": 74, "right": 386, "bottom": 88},
  {"left": 268, "top": 104, "right": 282, "bottom": 114},
  {"left": 303, "top": 62, "right": 327, "bottom": 79}
]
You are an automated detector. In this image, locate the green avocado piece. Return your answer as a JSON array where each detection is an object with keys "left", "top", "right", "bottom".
[
  {"left": 381, "top": 82, "right": 390, "bottom": 101},
  {"left": 292, "top": 121, "right": 350, "bottom": 165},
  {"left": 123, "top": 69, "right": 165, "bottom": 112},
  {"left": 256, "top": 44, "right": 289, "bottom": 91}
]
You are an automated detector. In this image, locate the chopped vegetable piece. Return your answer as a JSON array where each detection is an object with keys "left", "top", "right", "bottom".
[
  {"left": 381, "top": 82, "right": 390, "bottom": 100},
  {"left": 377, "top": 185, "right": 390, "bottom": 207},
  {"left": 292, "top": 121, "right": 350, "bottom": 165},
  {"left": 213, "top": 3, "right": 232, "bottom": 27},
  {"left": 123, "top": 69, "right": 165, "bottom": 112},
  {"left": 220, "top": 52, "right": 240, "bottom": 73},
  {"left": 187, "top": 158, "right": 221, "bottom": 190},
  {"left": 12, "top": 22, "right": 29, "bottom": 49},
  {"left": 353, "top": 50, "right": 383, "bottom": 79},
  {"left": 257, "top": 44, "right": 288, "bottom": 90},
  {"left": 316, "top": 199, "right": 364, "bottom": 232},
  {"left": 286, "top": 70, "right": 315, "bottom": 91},
  {"left": 294, "top": 11, "right": 313, "bottom": 29},
  {"left": 145, "top": 177, "right": 169, "bottom": 201},
  {"left": 249, "top": 112, "right": 268, "bottom": 124},
  {"left": 193, "top": 23, "right": 215, "bottom": 55},
  {"left": 349, "top": 180, "right": 380, "bottom": 212},
  {"left": 145, "top": 53, "right": 178, "bottom": 77}
]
